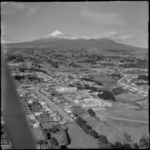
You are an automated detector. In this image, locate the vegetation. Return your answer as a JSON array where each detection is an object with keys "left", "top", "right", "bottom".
[
  {"left": 139, "top": 136, "right": 149, "bottom": 149},
  {"left": 112, "top": 141, "right": 123, "bottom": 148},
  {"left": 88, "top": 129, "right": 99, "bottom": 139},
  {"left": 111, "top": 73, "right": 122, "bottom": 79},
  {"left": 7, "top": 55, "right": 17, "bottom": 61},
  {"left": 14, "top": 75, "right": 25, "bottom": 81},
  {"left": 133, "top": 143, "right": 139, "bottom": 149},
  {"left": 50, "top": 137, "right": 59, "bottom": 146},
  {"left": 75, "top": 116, "right": 87, "bottom": 127},
  {"left": 119, "top": 59, "right": 148, "bottom": 69},
  {"left": 59, "top": 130, "right": 70, "bottom": 146},
  {"left": 98, "top": 135, "right": 109, "bottom": 144},
  {"left": 72, "top": 106, "right": 87, "bottom": 115},
  {"left": 112, "top": 87, "right": 125, "bottom": 95},
  {"left": 87, "top": 109, "right": 96, "bottom": 117},
  {"left": 37, "top": 140, "right": 48, "bottom": 149},
  {"left": 138, "top": 74, "right": 148, "bottom": 81},
  {"left": 123, "top": 133, "right": 132, "bottom": 143},
  {"left": 97, "top": 90, "right": 116, "bottom": 101},
  {"left": 28, "top": 67, "right": 47, "bottom": 74}
]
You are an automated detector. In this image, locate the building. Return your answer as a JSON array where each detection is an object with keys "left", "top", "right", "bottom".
[{"left": 55, "top": 87, "right": 77, "bottom": 93}]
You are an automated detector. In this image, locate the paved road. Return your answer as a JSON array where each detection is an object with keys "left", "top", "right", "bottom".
[
  {"left": 34, "top": 89, "right": 72, "bottom": 122},
  {"left": 22, "top": 98, "right": 32, "bottom": 114}
]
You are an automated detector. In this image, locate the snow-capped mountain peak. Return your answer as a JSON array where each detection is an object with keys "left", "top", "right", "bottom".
[{"left": 50, "top": 30, "right": 64, "bottom": 36}]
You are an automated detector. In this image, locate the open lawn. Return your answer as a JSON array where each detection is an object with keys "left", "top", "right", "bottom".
[
  {"left": 95, "top": 105, "right": 148, "bottom": 122},
  {"left": 115, "top": 92, "right": 145, "bottom": 102},
  {"left": 67, "top": 123, "right": 99, "bottom": 149},
  {"left": 83, "top": 114, "right": 149, "bottom": 144}
]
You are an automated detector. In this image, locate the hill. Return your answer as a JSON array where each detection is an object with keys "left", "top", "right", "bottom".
[
  {"left": 2, "top": 30, "right": 147, "bottom": 52},
  {"left": 3, "top": 38, "right": 147, "bottom": 52}
]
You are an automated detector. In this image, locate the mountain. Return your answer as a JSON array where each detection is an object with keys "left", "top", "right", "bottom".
[
  {"left": 41, "top": 30, "right": 80, "bottom": 40},
  {"left": 3, "top": 30, "right": 147, "bottom": 51}
]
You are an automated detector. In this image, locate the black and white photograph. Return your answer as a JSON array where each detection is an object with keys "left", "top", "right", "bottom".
[{"left": 1, "top": 1, "right": 149, "bottom": 149}]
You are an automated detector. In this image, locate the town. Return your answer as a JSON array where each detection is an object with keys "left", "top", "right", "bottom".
[{"left": 1, "top": 50, "right": 149, "bottom": 149}]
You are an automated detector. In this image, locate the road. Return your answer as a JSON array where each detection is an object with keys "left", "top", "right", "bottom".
[
  {"left": 34, "top": 88, "right": 72, "bottom": 122},
  {"left": 22, "top": 97, "right": 32, "bottom": 114},
  {"left": 95, "top": 113, "right": 149, "bottom": 124}
]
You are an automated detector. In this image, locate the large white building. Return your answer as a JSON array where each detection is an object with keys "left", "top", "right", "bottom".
[
  {"left": 75, "top": 98, "right": 112, "bottom": 108},
  {"left": 55, "top": 87, "right": 77, "bottom": 92}
]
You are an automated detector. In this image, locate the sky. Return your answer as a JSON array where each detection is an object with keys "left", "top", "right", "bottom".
[{"left": 1, "top": 2, "right": 148, "bottom": 48}]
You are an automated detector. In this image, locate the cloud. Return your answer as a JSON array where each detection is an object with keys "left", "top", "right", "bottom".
[
  {"left": 1, "top": 2, "right": 25, "bottom": 14},
  {"left": 110, "top": 30, "right": 148, "bottom": 48},
  {"left": 27, "top": 6, "right": 40, "bottom": 15},
  {"left": 9, "top": 2, "right": 25, "bottom": 10},
  {"left": 101, "top": 31, "right": 118, "bottom": 38},
  {"left": 1, "top": 2, "right": 25, "bottom": 9},
  {"left": 80, "top": 10, "right": 126, "bottom": 26},
  {"left": 1, "top": 2, "right": 40, "bottom": 15}
]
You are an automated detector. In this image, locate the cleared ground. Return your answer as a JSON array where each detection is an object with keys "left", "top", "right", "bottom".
[{"left": 67, "top": 123, "right": 99, "bottom": 149}]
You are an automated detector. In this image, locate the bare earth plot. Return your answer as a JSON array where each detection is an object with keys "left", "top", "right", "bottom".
[{"left": 67, "top": 123, "right": 99, "bottom": 149}]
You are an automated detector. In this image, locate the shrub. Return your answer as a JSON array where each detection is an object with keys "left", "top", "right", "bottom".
[
  {"left": 87, "top": 109, "right": 95, "bottom": 117},
  {"left": 138, "top": 75, "right": 148, "bottom": 81},
  {"left": 50, "top": 137, "right": 59, "bottom": 146},
  {"left": 133, "top": 143, "right": 139, "bottom": 149},
  {"left": 81, "top": 124, "right": 92, "bottom": 134},
  {"left": 98, "top": 135, "right": 109, "bottom": 144},
  {"left": 75, "top": 117, "right": 86, "bottom": 125},
  {"left": 139, "top": 136, "right": 149, "bottom": 148},
  {"left": 89, "top": 129, "right": 99, "bottom": 139},
  {"left": 99, "top": 143, "right": 113, "bottom": 149},
  {"left": 122, "top": 143, "right": 131, "bottom": 149},
  {"left": 97, "top": 90, "right": 116, "bottom": 101},
  {"left": 113, "top": 141, "right": 123, "bottom": 148},
  {"left": 112, "top": 87, "right": 124, "bottom": 95}
]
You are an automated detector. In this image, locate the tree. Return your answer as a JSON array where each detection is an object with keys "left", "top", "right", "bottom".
[
  {"left": 122, "top": 143, "right": 131, "bottom": 149},
  {"left": 82, "top": 125, "right": 90, "bottom": 134},
  {"left": 113, "top": 141, "right": 123, "bottom": 149},
  {"left": 133, "top": 143, "right": 139, "bottom": 149},
  {"left": 123, "top": 133, "right": 132, "bottom": 144},
  {"left": 7, "top": 55, "right": 16, "bottom": 61},
  {"left": 98, "top": 135, "right": 109, "bottom": 144},
  {"left": 75, "top": 117, "right": 86, "bottom": 125},
  {"left": 99, "top": 143, "right": 113, "bottom": 149},
  {"left": 59, "top": 130, "right": 70, "bottom": 146},
  {"left": 97, "top": 90, "right": 116, "bottom": 101},
  {"left": 52, "top": 125, "right": 59, "bottom": 133},
  {"left": 50, "top": 137, "right": 59, "bottom": 146},
  {"left": 37, "top": 140, "right": 47, "bottom": 149},
  {"left": 47, "top": 132, "right": 51, "bottom": 140},
  {"left": 139, "top": 136, "right": 149, "bottom": 148},
  {"left": 16, "top": 54, "right": 24, "bottom": 62},
  {"left": 87, "top": 109, "right": 95, "bottom": 117},
  {"left": 89, "top": 129, "right": 99, "bottom": 139}
]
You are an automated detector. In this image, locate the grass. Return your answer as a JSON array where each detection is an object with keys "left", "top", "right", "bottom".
[
  {"left": 83, "top": 111, "right": 149, "bottom": 144},
  {"left": 67, "top": 123, "right": 99, "bottom": 149}
]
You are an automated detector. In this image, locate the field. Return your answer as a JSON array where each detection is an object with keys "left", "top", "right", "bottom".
[
  {"left": 67, "top": 123, "right": 99, "bottom": 148},
  {"left": 95, "top": 104, "right": 148, "bottom": 122},
  {"left": 83, "top": 114, "right": 149, "bottom": 144},
  {"left": 115, "top": 92, "right": 145, "bottom": 102}
]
